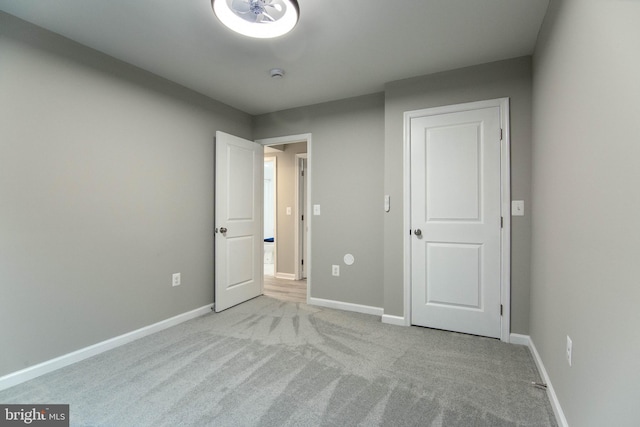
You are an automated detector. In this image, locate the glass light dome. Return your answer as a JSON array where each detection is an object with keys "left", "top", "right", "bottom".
[{"left": 212, "top": 0, "right": 300, "bottom": 39}]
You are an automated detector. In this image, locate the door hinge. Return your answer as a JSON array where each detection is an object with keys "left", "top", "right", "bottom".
[
  {"left": 301, "top": 259, "right": 304, "bottom": 265},
  {"left": 500, "top": 128, "right": 503, "bottom": 141},
  {"left": 301, "top": 170, "right": 304, "bottom": 177},
  {"left": 500, "top": 304, "right": 503, "bottom": 316},
  {"left": 501, "top": 217, "right": 503, "bottom": 228},
  {"left": 301, "top": 214, "right": 304, "bottom": 221}
]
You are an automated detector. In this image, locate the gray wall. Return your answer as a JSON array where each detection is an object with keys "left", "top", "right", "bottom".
[
  {"left": 264, "top": 142, "right": 307, "bottom": 275},
  {"left": 0, "top": 13, "right": 252, "bottom": 377},
  {"left": 383, "top": 57, "right": 533, "bottom": 334},
  {"left": 531, "top": 1, "right": 640, "bottom": 425},
  {"left": 254, "top": 94, "right": 385, "bottom": 308}
]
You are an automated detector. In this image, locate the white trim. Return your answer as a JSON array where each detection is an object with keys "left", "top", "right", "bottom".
[
  {"left": 402, "top": 98, "right": 512, "bottom": 340},
  {"left": 0, "top": 304, "right": 213, "bottom": 391},
  {"left": 294, "top": 153, "right": 308, "bottom": 280},
  {"left": 402, "top": 104, "right": 411, "bottom": 326},
  {"left": 274, "top": 272, "right": 296, "bottom": 280},
  {"left": 256, "top": 133, "right": 312, "bottom": 305},
  {"left": 402, "top": 103, "right": 413, "bottom": 327},
  {"left": 528, "top": 338, "right": 570, "bottom": 427},
  {"left": 255, "top": 133, "right": 310, "bottom": 146},
  {"left": 507, "top": 334, "right": 569, "bottom": 426},
  {"left": 499, "top": 98, "right": 512, "bottom": 342},
  {"left": 309, "top": 297, "right": 384, "bottom": 317},
  {"left": 381, "top": 314, "right": 407, "bottom": 326},
  {"left": 509, "top": 333, "right": 531, "bottom": 346}
]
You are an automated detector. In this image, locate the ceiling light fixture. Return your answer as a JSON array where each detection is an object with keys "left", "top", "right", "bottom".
[{"left": 212, "top": 0, "right": 300, "bottom": 39}]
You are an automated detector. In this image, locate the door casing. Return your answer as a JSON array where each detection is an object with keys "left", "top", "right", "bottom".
[
  {"left": 402, "top": 98, "right": 511, "bottom": 342},
  {"left": 295, "top": 154, "right": 308, "bottom": 280}
]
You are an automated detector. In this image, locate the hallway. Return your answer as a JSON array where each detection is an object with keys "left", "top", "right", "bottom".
[{"left": 263, "top": 276, "right": 307, "bottom": 304}]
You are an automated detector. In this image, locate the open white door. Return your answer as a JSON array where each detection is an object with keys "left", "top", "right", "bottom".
[{"left": 215, "top": 131, "right": 263, "bottom": 312}]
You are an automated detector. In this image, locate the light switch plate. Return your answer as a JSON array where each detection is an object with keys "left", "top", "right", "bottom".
[
  {"left": 286, "top": 207, "right": 292, "bottom": 215},
  {"left": 512, "top": 200, "right": 525, "bottom": 216},
  {"left": 313, "top": 204, "right": 321, "bottom": 215}
]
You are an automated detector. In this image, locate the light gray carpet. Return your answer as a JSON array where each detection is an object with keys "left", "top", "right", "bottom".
[{"left": 0, "top": 296, "right": 557, "bottom": 426}]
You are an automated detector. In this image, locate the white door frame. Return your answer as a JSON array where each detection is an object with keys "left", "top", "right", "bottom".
[
  {"left": 295, "top": 153, "right": 308, "bottom": 280},
  {"left": 255, "top": 133, "right": 312, "bottom": 303},
  {"left": 402, "top": 98, "right": 511, "bottom": 342}
]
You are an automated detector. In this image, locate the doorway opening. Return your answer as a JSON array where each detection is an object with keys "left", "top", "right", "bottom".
[
  {"left": 257, "top": 134, "right": 312, "bottom": 304},
  {"left": 263, "top": 157, "right": 276, "bottom": 277}
]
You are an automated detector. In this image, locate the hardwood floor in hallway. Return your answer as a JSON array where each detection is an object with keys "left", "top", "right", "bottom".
[{"left": 263, "top": 275, "right": 307, "bottom": 303}]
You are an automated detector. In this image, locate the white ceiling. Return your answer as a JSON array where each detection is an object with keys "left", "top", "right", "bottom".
[{"left": 0, "top": 0, "right": 549, "bottom": 115}]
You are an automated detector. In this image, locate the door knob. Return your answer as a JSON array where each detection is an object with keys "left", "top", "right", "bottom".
[
  {"left": 414, "top": 229, "right": 422, "bottom": 237},
  {"left": 219, "top": 227, "right": 228, "bottom": 233}
]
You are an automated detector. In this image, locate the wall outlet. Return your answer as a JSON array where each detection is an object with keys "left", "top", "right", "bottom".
[
  {"left": 566, "top": 335, "right": 572, "bottom": 366},
  {"left": 332, "top": 265, "right": 340, "bottom": 276},
  {"left": 172, "top": 273, "right": 181, "bottom": 287}
]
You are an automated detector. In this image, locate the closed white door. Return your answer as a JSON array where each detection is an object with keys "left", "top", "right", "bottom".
[
  {"left": 410, "top": 105, "right": 502, "bottom": 338},
  {"left": 215, "top": 131, "right": 263, "bottom": 312}
]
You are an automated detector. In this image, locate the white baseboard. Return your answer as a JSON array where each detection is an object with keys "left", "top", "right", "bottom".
[
  {"left": 509, "top": 333, "right": 531, "bottom": 346},
  {"left": 513, "top": 334, "right": 569, "bottom": 427},
  {"left": 308, "top": 297, "right": 383, "bottom": 316},
  {"left": 381, "top": 314, "right": 408, "bottom": 326},
  {"left": 274, "top": 272, "right": 296, "bottom": 280},
  {"left": 0, "top": 304, "right": 213, "bottom": 392}
]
